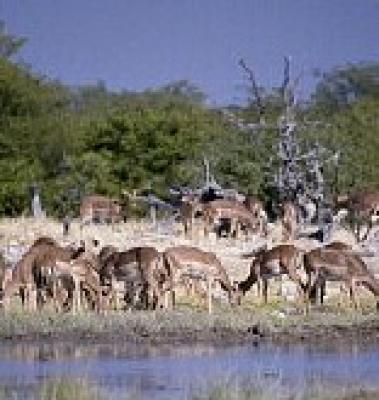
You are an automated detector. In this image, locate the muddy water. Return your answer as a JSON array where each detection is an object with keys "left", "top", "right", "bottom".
[{"left": 0, "top": 340, "right": 378, "bottom": 399}]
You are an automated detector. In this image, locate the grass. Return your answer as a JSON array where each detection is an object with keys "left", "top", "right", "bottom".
[
  {"left": 0, "top": 376, "right": 379, "bottom": 400},
  {"left": 0, "top": 378, "right": 107, "bottom": 400},
  {"left": 190, "top": 377, "right": 379, "bottom": 400},
  {"left": 0, "top": 300, "right": 378, "bottom": 343},
  {"left": 39, "top": 378, "right": 105, "bottom": 400}
]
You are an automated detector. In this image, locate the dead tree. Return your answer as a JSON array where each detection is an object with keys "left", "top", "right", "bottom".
[{"left": 238, "top": 57, "right": 338, "bottom": 241}]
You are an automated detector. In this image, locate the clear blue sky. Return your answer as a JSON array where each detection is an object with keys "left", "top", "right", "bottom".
[{"left": 1, "top": 0, "right": 379, "bottom": 105}]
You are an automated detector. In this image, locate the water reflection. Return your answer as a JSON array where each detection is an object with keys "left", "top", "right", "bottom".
[
  {"left": 0, "top": 341, "right": 221, "bottom": 362},
  {"left": 0, "top": 340, "right": 378, "bottom": 399}
]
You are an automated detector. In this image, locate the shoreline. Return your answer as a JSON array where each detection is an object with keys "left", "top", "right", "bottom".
[{"left": 0, "top": 308, "right": 378, "bottom": 346}]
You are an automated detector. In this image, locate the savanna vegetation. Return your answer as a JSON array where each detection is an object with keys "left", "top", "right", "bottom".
[{"left": 1, "top": 23, "right": 378, "bottom": 218}]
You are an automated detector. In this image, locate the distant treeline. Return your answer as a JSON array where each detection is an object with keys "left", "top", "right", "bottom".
[{"left": 0, "top": 24, "right": 378, "bottom": 217}]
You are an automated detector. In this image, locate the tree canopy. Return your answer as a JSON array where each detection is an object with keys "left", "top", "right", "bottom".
[{"left": 0, "top": 24, "right": 378, "bottom": 217}]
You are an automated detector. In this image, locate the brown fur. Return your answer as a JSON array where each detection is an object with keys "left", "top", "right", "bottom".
[
  {"left": 179, "top": 195, "right": 203, "bottom": 238},
  {"left": 244, "top": 196, "right": 268, "bottom": 236},
  {"left": 100, "top": 246, "right": 162, "bottom": 309},
  {"left": 0, "top": 237, "right": 84, "bottom": 310},
  {"left": 202, "top": 199, "right": 257, "bottom": 239},
  {"left": 80, "top": 195, "right": 122, "bottom": 224},
  {"left": 304, "top": 242, "right": 379, "bottom": 309},
  {"left": 162, "top": 245, "right": 237, "bottom": 309},
  {"left": 98, "top": 245, "right": 118, "bottom": 268},
  {"left": 54, "top": 257, "right": 103, "bottom": 312},
  {"left": 238, "top": 244, "right": 305, "bottom": 303}
]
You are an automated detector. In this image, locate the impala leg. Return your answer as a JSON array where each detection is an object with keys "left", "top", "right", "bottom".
[
  {"left": 171, "top": 289, "right": 176, "bottom": 310},
  {"left": 19, "top": 286, "right": 26, "bottom": 309},
  {"left": 234, "top": 220, "right": 240, "bottom": 240},
  {"left": 256, "top": 276, "right": 262, "bottom": 299},
  {"left": 287, "top": 269, "right": 306, "bottom": 305},
  {"left": 146, "top": 285, "right": 154, "bottom": 310},
  {"left": 203, "top": 219, "right": 209, "bottom": 238},
  {"left": 190, "top": 280, "right": 196, "bottom": 297},
  {"left": 110, "top": 278, "right": 119, "bottom": 311},
  {"left": 262, "top": 279, "right": 268, "bottom": 304},
  {"left": 337, "top": 283, "right": 349, "bottom": 310},
  {"left": 349, "top": 279, "right": 359, "bottom": 311},
  {"left": 303, "top": 273, "right": 311, "bottom": 314},
  {"left": 163, "top": 290, "right": 170, "bottom": 310},
  {"left": 52, "top": 279, "right": 59, "bottom": 311},
  {"left": 305, "top": 272, "right": 317, "bottom": 310},
  {"left": 190, "top": 215, "right": 195, "bottom": 240},
  {"left": 184, "top": 220, "right": 190, "bottom": 238},
  {"left": 277, "top": 274, "right": 283, "bottom": 298},
  {"left": 72, "top": 276, "right": 81, "bottom": 314},
  {"left": 96, "top": 288, "right": 102, "bottom": 313},
  {"left": 207, "top": 277, "right": 213, "bottom": 314},
  {"left": 26, "top": 283, "right": 37, "bottom": 312}
]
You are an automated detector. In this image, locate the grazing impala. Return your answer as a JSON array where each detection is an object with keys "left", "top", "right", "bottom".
[
  {"left": 100, "top": 246, "right": 163, "bottom": 310},
  {"left": 304, "top": 242, "right": 379, "bottom": 310},
  {"left": 0, "top": 237, "right": 84, "bottom": 311},
  {"left": 202, "top": 199, "right": 258, "bottom": 239},
  {"left": 161, "top": 245, "right": 237, "bottom": 313},
  {"left": 237, "top": 244, "right": 306, "bottom": 304},
  {"left": 54, "top": 257, "right": 103, "bottom": 313},
  {"left": 80, "top": 195, "right": 122, "bottom": 225}
]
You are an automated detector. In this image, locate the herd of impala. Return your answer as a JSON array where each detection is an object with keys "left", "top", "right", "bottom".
[{"left": 0, "top": 190, "right": 379, "bottom": 314}]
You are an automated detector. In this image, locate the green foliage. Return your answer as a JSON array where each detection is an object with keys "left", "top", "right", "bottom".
[
  {"left": 305, "top": 62, "right": 379, "bottom": 196},
  {"left": 311, "top": 62, "right": 379, "bottom": 115},
  {"left": 320, "top": 97, "right": 379, "bottom": 193},
  {"left": 0, "top": 22, "right": 378, "bottom": 217}
]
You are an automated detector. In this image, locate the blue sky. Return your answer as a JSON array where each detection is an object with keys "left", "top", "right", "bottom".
[{"left": 1, "top": 1, "right": 379, "bottom": 105}]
